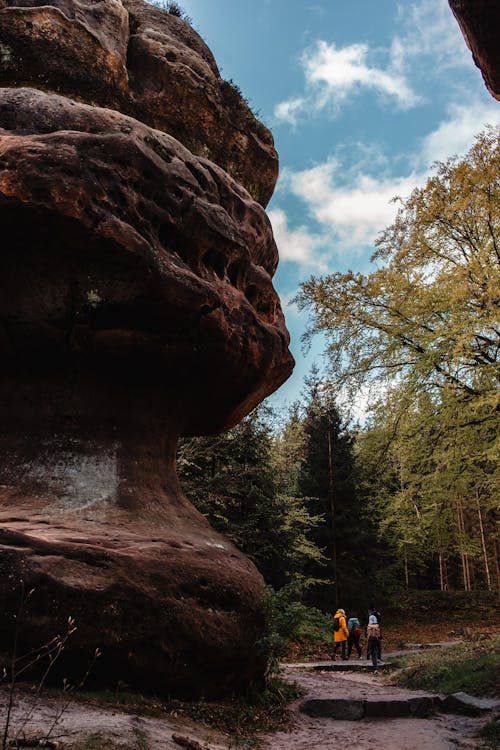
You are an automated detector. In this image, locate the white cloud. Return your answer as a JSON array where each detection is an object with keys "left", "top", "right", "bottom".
[
  {"left": 420, "top": 101, "right": 500, "bottom": 166},
  {"left": 286, "top": 160, "right": 424, "bottom": 250},
  {"left": 269, "top": 208, "right": 328, "bottom": 270},
  {"left": 273, "top": 97, "right": 305, "bottom": 127},
  {"left": 336, "top": 383, "right": 373, "bottom": 425},
  {"left": 394, "top": 0, "right": 469, "bottom": 68},
  {"left": 302, "top": 41, "right": 419, "bottom": 109},
  {"left": 274, "top": 39, "right": 419, "bottom": 123},
  {"left": 272, "top": 0, "right": 477, "bottom": 126},
  {"left": 276, "top": 103, "right": 500, "bottom": 259}
]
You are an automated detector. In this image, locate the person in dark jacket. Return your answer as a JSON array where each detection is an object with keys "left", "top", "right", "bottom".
[
  {"left": 347, "top": 613, "right": 363, "bottom": 659},
  {"left": 367, "top": 614, "right": 381, "bottom": 674}
]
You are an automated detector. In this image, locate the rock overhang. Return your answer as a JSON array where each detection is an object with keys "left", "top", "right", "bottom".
[{"left": 0, "top": 87, "right": 294, "bottom": 433}]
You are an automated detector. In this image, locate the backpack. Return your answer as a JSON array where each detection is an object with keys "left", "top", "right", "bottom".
[
  {"left": 367, "top": 623, "right": 380, "bottom": 640},
  {"left": 333, "top": 617, "right": 340, "bottom": 632}
]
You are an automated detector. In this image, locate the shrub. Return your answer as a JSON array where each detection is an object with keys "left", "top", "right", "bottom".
[
  {"left": 149, "top": 1, "right": 192, "bottom": 24},
  {"left": 257, "top": 584, "right": 331, "bottom": 678}
]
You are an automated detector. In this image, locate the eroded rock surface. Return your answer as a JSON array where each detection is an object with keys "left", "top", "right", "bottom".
[
  {"left": 449, "top": 0, "right": 500, "bottom": 100},
  {"left": 0, "top": 0, "right": 278, "bottom": 204},
  {"left": 0, "top": 0, "right": 293, "bottom": 697}
]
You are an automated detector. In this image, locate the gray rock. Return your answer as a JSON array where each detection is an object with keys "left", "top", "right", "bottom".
[
  {"left": 408, "top": 696, "right": 440, "bottom": 717},
  {"left": 442, "top": 692, "right": 498, "bottom": 716},
  {"left": 300, "top": 698, "right": 365, "bottom": 720},
  {"left": 365, "top": 700, "right": 410, "bottom": 718}
]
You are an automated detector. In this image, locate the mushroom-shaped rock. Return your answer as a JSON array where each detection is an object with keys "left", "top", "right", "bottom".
[
  {"left": 0, "top": 0, "right": 293, "bottom": 699},
  {"left": 449, "top": 0, "right": 500, "bottom": 100}
]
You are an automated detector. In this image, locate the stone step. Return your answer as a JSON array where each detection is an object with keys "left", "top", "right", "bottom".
[
  {"left": 300, "top": 696, "right": 440, "bottom": 720},
  {"left": 286, "top": 660, "right": 388, "bottom": 672},
  {"left": 300, "top": 692, "right": 500, "bottom": 720}
]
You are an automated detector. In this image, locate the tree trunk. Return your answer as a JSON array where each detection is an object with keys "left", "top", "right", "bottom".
[
  {"left": 456, "top": 498, "right": 471, "bottom": 591},
  {"left": 437, "top": 526, "right": 448, "bottom": 591},
  {"left": 443, "top": 554, "right": 449, "bottom": 591},
  {"left": 476, "top": 490, "right": 492, "bottom": 591},
  {"left": 327, "top": 426, "right": 339, "bottom": 609},
  {"left": 494, "top": 539, "right": 500, "bottom": 591},
  {"left": 438, "top": 552, "right": 447, "bottom": 591}
]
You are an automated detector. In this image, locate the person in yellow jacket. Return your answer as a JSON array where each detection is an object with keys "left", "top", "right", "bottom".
[{"left": 332, "top": 608, "right": 349, "bottom": 660}]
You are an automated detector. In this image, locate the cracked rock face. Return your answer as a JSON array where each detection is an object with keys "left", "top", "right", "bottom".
[
  {"left": 0, "top": 1, "right": 293, "bottom": 697},
  {"left": 449, "top": 0, "right": 500, "bottom": 100}
]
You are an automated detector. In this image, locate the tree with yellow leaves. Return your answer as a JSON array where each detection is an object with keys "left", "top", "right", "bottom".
[
  {"left": 297, "top": 128, "right": 499, "bottom": 591},
  {"left": 297, "top": 127, "right": 499, "bottom": 411}
]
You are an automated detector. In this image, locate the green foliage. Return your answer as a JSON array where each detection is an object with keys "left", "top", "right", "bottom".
[
  {"left": 355, "top": 383, "right": 499, "bottom": 590},
  {"left": 178, "top": 407, "right": 325, "bottom": 589},
  {"left": 480, "top": 717, "right": 500, "bottom": 749},
  {"left": 296, "top": 127, "right": 500, "bottom": 406},
  {"left": 295, "top": 130, "right": 500, "bottom": 593},
  {"left": 183, "top": 128, "right": 500, "bottom": 627},
  {"left": 296, "top": 368, "right": 379, "bottom": 610},
  {"left": 390, "top": 637, "right": 500, "bottom": 697},
  {"left": 256, "top": 584, "right": 331, "bottom": 678}
]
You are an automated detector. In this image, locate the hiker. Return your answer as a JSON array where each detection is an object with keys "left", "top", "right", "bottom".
[
  {"left": 367, "top": 605, "right": 382, "bottom": 660},
  {"left": 366, "top": 613, "right": 381, "bottom": 674},
  {"left": 332, "top": 608, "right": 349, "bottom": 660},
  {"left": 347, "top": 612, "right": 363, "bottom": 659}
]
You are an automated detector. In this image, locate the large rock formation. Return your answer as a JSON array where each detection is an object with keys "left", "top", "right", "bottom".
[
  {"left": 0, "top": 0, "right": 278, "bottom": 205},
  {"left": 0, "top": 0, "right": 293, "bottom": 697},
  {"left": 449, "top": 0, "right": 500, "bottom": 100}
]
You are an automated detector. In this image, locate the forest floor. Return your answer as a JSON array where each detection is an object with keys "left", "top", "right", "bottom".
[
  {"left": 2, "top": 650, "right": 497, "bottom": 750},
  {"left": 1, "top": 624, "right": 499, "bottom": 750}
]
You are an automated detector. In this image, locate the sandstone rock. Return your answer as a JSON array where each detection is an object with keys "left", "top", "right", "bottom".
[
  {"left": 0, "top": 0, "right": 278, "bottom": 204},
  {"left": 123, "top": 0, "right": 278, "bottom": 206},
  {"left": 299, "top": 696, "right": 443, "bottom": 720},
  {"left": 0, "top": 0, "right": 129, "bottom": 106},
  {"left": 449, "top": 0, "right": 500, "bottom": 100},
  {"left": 0, "top": 0, "right": 293, "bottom": 698},
  {"left": 0, "top": 88, "right": 291, "bottom": 431}
]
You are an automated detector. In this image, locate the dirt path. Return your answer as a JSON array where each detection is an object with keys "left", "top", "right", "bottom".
[
  {"left": 0, "top": 690, "right": 231, "bottom": 750},
  {"left": 1, "top": 662, "right": 496, "bottom": 750},
  {"left": 258, "top": 666, "right": 493, "bottom": 750}
]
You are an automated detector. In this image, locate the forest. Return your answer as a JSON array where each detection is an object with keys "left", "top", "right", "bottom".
[{"left": 178, "top": 129, "right": 500, "bottom": 620}]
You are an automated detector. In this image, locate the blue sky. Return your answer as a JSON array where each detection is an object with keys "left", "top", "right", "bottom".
[{"left": 176, "top": 0, "right": 500, "bottom": 416}]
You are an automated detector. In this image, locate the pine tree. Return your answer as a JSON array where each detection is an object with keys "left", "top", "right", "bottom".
[
  {"left": 297, "top": 368, "right": 375, "bottom": 611},
  {"left": 177, "top": 406, "right": 324, "bottom": 589}
]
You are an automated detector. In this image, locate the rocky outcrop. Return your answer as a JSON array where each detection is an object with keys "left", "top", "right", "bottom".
[
  {"left": 0, "top": 0, "right": 278, "bottom": 204},
  {"left": 0, "top": 1, "right": 293, "bottom": 697},
  {"left": 449, "top": 0, "right": 500, "bottom": 100}
]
